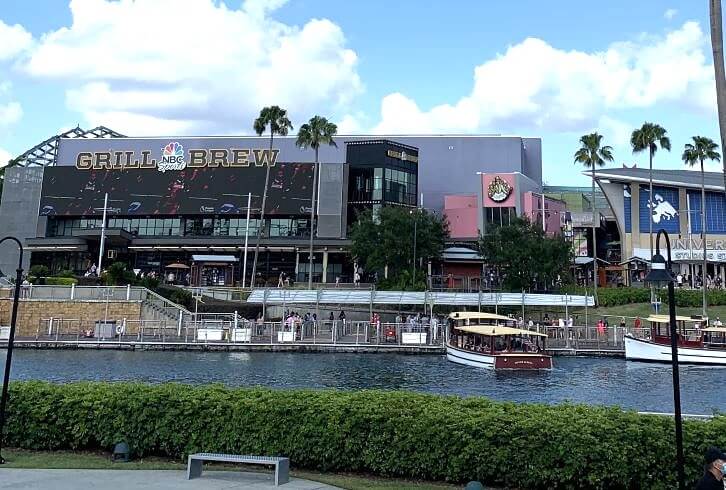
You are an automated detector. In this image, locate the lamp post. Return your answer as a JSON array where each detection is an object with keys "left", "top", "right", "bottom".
[
  {"left": 643, "top": 229, "right": 684, "bottom": 490},
  {"left": 0, "top": 236, "right": 24, "bottom": 464}
]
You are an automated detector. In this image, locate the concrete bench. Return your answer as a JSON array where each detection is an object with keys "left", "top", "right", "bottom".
[{"left": 187, "top": 453, "right": 289, "bottom": 486}]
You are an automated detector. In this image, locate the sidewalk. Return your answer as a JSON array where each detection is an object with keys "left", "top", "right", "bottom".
[{"left": 0, "top": 469, "right": 340, "bottom": 489}]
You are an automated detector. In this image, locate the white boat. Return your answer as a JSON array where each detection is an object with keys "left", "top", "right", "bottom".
[
  {"left": 446, "top": 312, "right": 552, "bottom": 370},
  {"left": 625, "top": 314, "right": 726, "bottom": 365}
]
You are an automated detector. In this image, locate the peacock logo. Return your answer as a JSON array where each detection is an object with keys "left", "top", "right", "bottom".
[{"left": 158, "top": 141, "right": 186, "bottom": 172}]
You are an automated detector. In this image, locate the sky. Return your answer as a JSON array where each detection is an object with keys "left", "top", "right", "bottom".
[{"left": 0, "top": 0, "right": 721, "bottom": 185}]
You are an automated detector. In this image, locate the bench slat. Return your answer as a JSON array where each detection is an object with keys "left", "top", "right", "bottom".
[{"left": 190, "top": 453, "right": 287, "bottom": 463}]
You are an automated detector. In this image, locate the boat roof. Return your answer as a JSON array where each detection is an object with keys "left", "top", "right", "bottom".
[
  {"left": 449, "top": 312, "right": 512, "bottom": 321},
  {"left": 455, "top": 325, "right": 547, "bottom": 337},
  {"left": 702, "top": 327, "right": 726, "bottom": 333},
  {"left": 646, "top": 315, "right": 704, "bottom": 323}
]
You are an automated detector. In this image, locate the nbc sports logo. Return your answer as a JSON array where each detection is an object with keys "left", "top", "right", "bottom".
[{"left": 158, "top": 141, "right": 186, "bottom": 172}]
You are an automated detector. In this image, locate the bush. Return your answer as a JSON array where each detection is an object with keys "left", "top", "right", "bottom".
[
  {"left": 104, "top": 262, "right": 136, "bottom": 286},
  {"left": 55, "top": 269, "right": 76, "bottom": 278},
  {"left": 28, "top": 265, "right": 50, "bottom": 278},
  {"left": 5, "top": 382, "right": 726, "bottom": 489},
  {"left": 154, "top": 285, "right": 193, "bottom": 309},
  {"left": 564, "top": 285, "right": 726, "bottom": 308},
  {"left": 43, "top": 277, "right": 77, "bottom": 286}
]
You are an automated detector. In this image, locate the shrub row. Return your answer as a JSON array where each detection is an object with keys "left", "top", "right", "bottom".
[
  {"left": 6, "top": 381, "right": 726, "bottom": 489},
  {"left": 564, "top": 285, "right": 726, "bottom": 308}
]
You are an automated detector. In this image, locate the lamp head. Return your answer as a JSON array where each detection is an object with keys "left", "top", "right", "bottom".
[{"left": 644, "top": 252, "right": 675, "bottom": 285}]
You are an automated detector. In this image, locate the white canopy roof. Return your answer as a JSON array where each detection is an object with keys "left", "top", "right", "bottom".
[
  {"left": 191, "top": 255, "right": 238, "bottom": 263},
  {"left": 246, "top": 289, "right": 594, "bottom": 307}
]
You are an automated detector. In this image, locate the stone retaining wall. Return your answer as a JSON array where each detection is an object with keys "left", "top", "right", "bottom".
[{"left": 0, "top": 299, "right": 142, "bottom": 336}]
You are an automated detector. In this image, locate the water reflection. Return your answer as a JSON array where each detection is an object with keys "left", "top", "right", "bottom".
[{"left": 1, "top": 350, "right": 724, "bottom": 414}]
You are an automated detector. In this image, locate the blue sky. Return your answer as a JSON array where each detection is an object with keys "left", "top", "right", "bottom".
[{"left": 0, "top": 0, "right": 720, "bottom": 185}]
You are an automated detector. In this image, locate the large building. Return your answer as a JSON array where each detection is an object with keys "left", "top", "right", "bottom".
[
  {"left": 0, "top": 128, "right": 543, "bottom": 286},
  {"left": 594, "top": 167, "right": 726, "bottom": 286}
]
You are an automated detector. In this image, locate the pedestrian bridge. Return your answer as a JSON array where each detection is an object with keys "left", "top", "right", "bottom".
[{"left": 246, "top": 289, "right": 594, "bottom": 307}]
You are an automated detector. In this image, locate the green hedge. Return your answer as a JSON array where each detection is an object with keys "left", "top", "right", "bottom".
[
  {"left": 42, "top": 277, "right": 78, "bottom": 286},
  {"left": 564, "top": 285, "right": 726, "bottom": 308},
  {"left": 6, "top": 382, "right": 726, "bottom": 489}
]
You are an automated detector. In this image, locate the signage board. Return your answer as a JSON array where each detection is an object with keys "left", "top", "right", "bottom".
[{"left": 39, "top": 162, "right": 314, "bottom": 217}]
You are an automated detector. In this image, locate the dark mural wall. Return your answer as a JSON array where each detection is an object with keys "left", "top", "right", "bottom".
[{"left": 40, "top": 164, "right": 314, "bottom": 217}]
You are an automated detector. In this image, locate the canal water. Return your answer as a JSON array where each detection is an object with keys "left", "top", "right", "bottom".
[{"left": 2, "top": 350, "right": 724, "bottom": 414}]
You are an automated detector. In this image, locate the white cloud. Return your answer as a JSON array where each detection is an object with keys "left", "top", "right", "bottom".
[
  {"left": 24, "top": 0, "right": 362, "bottom": 135},
  {"left": 0, "top": 147, "right": 11, "bottom": 167},
  {"left": 664, "top": 8, "right": 678, "bottom": 20},
  {"left": 372, "top": 21, "right": 714, "bottom": 134},
  {"left": 0, "top": 19, "right": 33, "bottom": 61},
  {"left": 0, "top": 102, "right": 22, "bottom": 127}
]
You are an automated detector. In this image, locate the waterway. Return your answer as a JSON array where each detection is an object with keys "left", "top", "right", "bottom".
[{"left": 2, "top": 350, "right": 724, "bottom": 414}]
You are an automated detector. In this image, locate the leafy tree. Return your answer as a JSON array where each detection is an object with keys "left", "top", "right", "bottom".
[
  {"left": 573, "top": 132, "right": 613, "bottom": 295},
  {"left": 350, "top": 206, "right": 448, "bottom": 290},
  {"left": 478, "top": 216, "right": 572, "bottom": 292},
  {"left": 682, "top": 136, "right": 721, "bottom": 317},
  {"left": 296, "top": 115, "right": 338, "bottom": 288},
  {"left": 631, "top": 122, "right": 671, "bottom": 255},
  {"left": 251, "top": 106, "right": 293, "bottom": 286}
]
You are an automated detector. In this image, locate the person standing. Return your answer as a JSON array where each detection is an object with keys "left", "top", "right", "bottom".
[{"left": 695, "top": 447, "right": 725, "bottom": 489}]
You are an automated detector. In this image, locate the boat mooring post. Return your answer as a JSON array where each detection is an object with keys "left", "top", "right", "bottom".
[{"left": 644, "top": 229, "right": 684, "bottom": 490}]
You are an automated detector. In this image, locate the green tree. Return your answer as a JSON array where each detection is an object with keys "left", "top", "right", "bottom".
[
  {"left": 350, "top": 206, "right": 448, "bottom": 290},
  {"left": 631, "top": 122, "right": 671, "bottom": 256},
  {"left": 682, "top": 136, "right": 721, "bottom": 317},
  {"left": 478, "top": 217, "right": 572, "bottom": 292},
  {"left": 709, "top": 0, "right": 726, "bottom": 194},
  {"left": 296, "top": 115, "right": 338, "bottom": 288},
  {"left": 573, "top": 132, "right": 613, "bottom": 295},
  {"left": 250, "top": 106, "right": 293, "bottom": 287}
]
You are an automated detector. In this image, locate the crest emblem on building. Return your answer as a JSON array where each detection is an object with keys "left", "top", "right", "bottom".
[
  {"left": 648, "top": 193, "right": 678, "bottom": 223},
  {"left": 487, "top": 176, "right": 512, "bottom": 202}
]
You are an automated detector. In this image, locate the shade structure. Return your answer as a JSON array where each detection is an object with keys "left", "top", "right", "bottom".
[
  {"left": 165, "top": 263, "right": 190, "bottom": 269},
  {"left": 246, "top": 289, "right": 595, "bottom": 307}
]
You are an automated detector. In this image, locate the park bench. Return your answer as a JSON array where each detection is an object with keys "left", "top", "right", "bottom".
[{"left": 187, "top": 453, "right": 289, "bottom": 486}]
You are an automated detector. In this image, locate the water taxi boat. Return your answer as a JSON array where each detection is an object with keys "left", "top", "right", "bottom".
[
  {"left": 446, "top": 312, "right": 552, "bottom": 369},
  {"left": 624, "top": 314, "right": 726, "bottom": 365}
]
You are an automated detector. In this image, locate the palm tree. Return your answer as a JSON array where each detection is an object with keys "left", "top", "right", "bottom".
[
  {"left": 296, "top": 116, "right": 338, "bottom": 289},
  {"left": 574, "top": 133, "right": 613, "bottom": 298},
  {"left": 630, "top": 122, "right": 671, "bottom": 258},
  {"left": 250, "top": 106, "right": 293, "bottom": 287},
  {"left": 682, "top": 136, "right": 721, "bottom": 318},
  {"left": 709, "top": 0, "right": 726, "bottom": 194}
]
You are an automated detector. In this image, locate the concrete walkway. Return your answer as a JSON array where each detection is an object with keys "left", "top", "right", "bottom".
[{"left": 0, "top": 469, "right": 341, "bottom": 489}]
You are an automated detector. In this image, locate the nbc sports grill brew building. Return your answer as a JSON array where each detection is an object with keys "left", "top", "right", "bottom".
[{"left": 0, "top": 128, "right": 542, "bottom": 286}]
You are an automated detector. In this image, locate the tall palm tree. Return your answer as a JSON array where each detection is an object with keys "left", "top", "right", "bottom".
[
  {"left": 682, "top": 136, "right": 721, "bottom": 318},
  {"left": 710, "top": 0, "right": 726, "bottom": 194},
  {"left": 296, "top": 116, "right": 338, "bottom": 289},
  {"left": 574, "top": 133, "right": 613, "bottom": 298},
  {"left": 631, "top": 122, "right": 671, "bottom": 258},
  {"left": 250, "top": 106, "right": 293, "bottom": 287}
]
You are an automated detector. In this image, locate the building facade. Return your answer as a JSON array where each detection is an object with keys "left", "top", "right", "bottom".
[
  {"left": 594, "top": 167, "right": 726, "bottom": 286},
  {"left": 0, "top": 131, "right": 542, "bottom": 286}
]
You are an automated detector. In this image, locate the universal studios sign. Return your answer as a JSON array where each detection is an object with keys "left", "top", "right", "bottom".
[{"left": 74, "top": 141, "right": 280, "bottom": 173}]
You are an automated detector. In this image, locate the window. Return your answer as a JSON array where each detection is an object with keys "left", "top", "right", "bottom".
[{"left": 485, "top": 207, "right": 516, "bottom": 227}]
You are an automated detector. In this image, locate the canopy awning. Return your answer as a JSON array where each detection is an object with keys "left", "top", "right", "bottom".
[
  {"left": 191, "top": 255, "right": 237, "bottom": 263},
  {"left": 455, "top": 325, "right": 547, "bottom": 337},
  {"left": 702, "top": 327, "right": 726, "bottom": 333},
  {"left": 647, "top": 314, "right": 704, "bottom": 323},
  {"left": 246, "top": 290, "right": 595, "bottom": 307},
  {"left": 449, "top": 312, "right": 512, "bottom": 321}
]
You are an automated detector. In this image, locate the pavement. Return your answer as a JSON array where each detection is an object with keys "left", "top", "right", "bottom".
[{"left": 0, "top": 469, "right": 341, "bottom": 489}]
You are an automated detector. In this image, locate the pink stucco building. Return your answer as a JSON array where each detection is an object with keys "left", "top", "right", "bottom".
[{"left": 443, "top": 172, "right": 567, "bottom": 239}]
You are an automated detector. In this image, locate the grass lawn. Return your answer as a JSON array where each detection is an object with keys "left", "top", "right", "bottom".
[
  {"left": 2, "top": 449, "right": 460, "bottom": 490},
  {"left": 592, "top": 303, "right": 726, "bottom": 321}
]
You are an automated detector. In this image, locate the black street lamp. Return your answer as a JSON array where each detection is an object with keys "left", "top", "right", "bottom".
[
  {"left": 0, "top": 236, "right": 24, "bottom": 465},
  {"left": 643, "top": 229, "right": 684, "bottom": 490}
]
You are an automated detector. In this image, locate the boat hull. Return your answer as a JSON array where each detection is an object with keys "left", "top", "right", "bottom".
[
  {"left": 625, "top": 335, "right": 726, "bottom": 365},
  {"left": 446, "top": 344, "right": 552, "bottom": 369}
]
